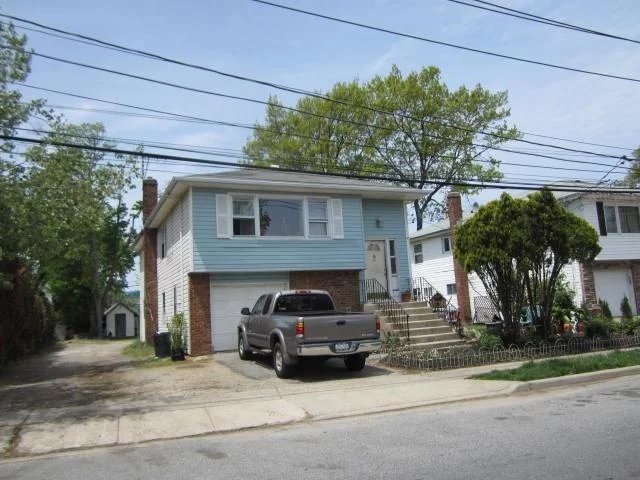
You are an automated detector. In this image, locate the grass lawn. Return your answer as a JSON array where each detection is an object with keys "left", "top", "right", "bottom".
[
  {"left": 471, "top": 350, "right": 640, "bottom": 381},
  {"left": 122, "top": 340, "right": 172, "bottom": 368}
]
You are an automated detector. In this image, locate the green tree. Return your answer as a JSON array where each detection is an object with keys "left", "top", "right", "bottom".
[
  {"left": 0, "top": 21, "right": 48, "bottom": 276},
  {"left": 454, "top": 193, "right": 529, "bottom": 340},
  {"left": 244, "top": 65, "right": 519, "bottom": 229},
  {"left": 25, "top": 122, "right": 140, "bottom": 336},
  {"left": 455, "top": 190, "right": 601, "bottom": 342},
  {"left": 521, "top": 189, "right": 600, "bottom": 336},
  {"left": 623, "top": 147, "right": 639, "bottom": 187}
]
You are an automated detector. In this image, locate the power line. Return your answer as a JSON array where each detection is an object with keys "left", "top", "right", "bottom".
[
  {"left": 6, "top": 134, "right": 640, "bottom": 194},
  {"left": 16, "top": 124, "right": 626, "bottom": 178},
  {"left": 4, "top": 16, "right": 633, "bottom": 158},
  {"left": 247, "top": 0, "right": 640, "bottom": 84},
  {"left": 444, "top": 0, "right": 640, "bottom": 45},
  {"left": 466, "top": 0, "right": 640, "bottom": 45},
  {"left": 13, "top": 74, "right": 628, "bottom": 169},
  {"left": 17, "top": 99, "right": 633, "bottom": 173},
  {"left": 5, "top": 148, "right": 623, "bottom": 186}
]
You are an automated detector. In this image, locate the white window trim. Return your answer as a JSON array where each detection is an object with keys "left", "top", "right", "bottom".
[
  {"left": 604, "top": 204, "right": 640, "bottom": 235},
  {"left": 442, "top": 235, "right": 452, "bottom": 254},
  {"left": 388, "top": 239, "right": 398, "bottom": 277},
  {"left": 229, "top": 194, "right": 334, "bottom": 240},
  {"left": 413, "top": 243, "right": 423, "bottom": 264}
]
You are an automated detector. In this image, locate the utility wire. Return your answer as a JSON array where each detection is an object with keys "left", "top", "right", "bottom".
[
  {"left": 23, "top": 84, "right": 633, "bottom": 156},
  {"left": 16, "top": 124, "right": 626, "bottom": 178},
  {"left": 16, "top": 94, "right": 633, "bottom": 172},
  {"left": 464, "top": 0, "right": 640, "bottom": 45},
  {"left": 10, "top": 49, "right": 627, "bottom": 164},
  {"left": 7, "top": 134, "right": 639, "bottom": 194},
  {"left": 3, "top": 15, "right": 633, "bottom": 158},
  {"left": 247, "top": 0, "right": 640, "bottom": 83}
]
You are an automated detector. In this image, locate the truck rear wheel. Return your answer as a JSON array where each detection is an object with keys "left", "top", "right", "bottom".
[
  {"left": 344, "top": 354, "right": 367, "bottom": 371},
  {"left": 273, "top": 342, "right": 295, "bottom": 378}
]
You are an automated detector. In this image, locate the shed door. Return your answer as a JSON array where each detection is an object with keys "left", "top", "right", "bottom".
[
  {"left": 593, "top": 268, "right": 636, "bottom": 317},
  {"left": 210, "top": 279, "right": 289, "bottom": 352},
  {"left": 115, "top": 313, "right": 126, "bottom": 338}
]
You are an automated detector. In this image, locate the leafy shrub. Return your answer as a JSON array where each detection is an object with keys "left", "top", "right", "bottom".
[
  {"left": 620, "top": 317, "right": 640, "bottom": 335},
  {"left": 621, "top": 295, "right": 633, "bottom": 321},
  {"left": 554, "top": 279, "right": 576, "bottom": 311},
  {"left": 462, "top": 324, "right": 485, "bottom": 340},
  {"left": 583, "top": 316, "right": 614, "bottom": 338},
  {"left": 478, "top": 332, "right": 503, "bottom": 350},
  {"left": 598, "top": 298, "right": 613, "bottom": 320},
  {"left": 168, "top": 312, "right": 185, "bottom": 351},
  {"left": 382, "top": 331, "right": 403, "bottom": 350}
]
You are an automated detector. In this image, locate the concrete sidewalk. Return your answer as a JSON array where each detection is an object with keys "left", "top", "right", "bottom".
[{"left": 5, "top": 361, "right": 640, "bottom": 457}]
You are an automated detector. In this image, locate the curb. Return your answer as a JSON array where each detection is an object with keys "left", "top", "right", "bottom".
[{"left": 512, "top": 365, "right": 640, "bottom": 393}]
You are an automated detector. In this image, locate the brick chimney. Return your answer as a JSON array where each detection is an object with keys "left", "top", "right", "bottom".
[
  {"left": 142, "top": 178, "right": 158, "bottom": 344},
  {"left": 447, "top": 192, "right": 471, "bottom": 324}
]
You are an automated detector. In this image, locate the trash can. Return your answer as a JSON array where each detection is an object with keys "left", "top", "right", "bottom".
[{"left": 153, "top": 332, "right": 171, "bottom": 358}]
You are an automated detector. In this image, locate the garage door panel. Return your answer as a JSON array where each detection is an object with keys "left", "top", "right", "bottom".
[
  {"left": 210, "top": 280, "right": 289, "bottom": 351},
  {"left": 593, "top": 268, "right": 636, "bottom": 317}
]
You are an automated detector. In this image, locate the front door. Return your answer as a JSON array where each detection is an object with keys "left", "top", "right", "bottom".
[
  {"left": 365, "top": 240, "right": 388, "bottom": 291},
  {"left": 115, "top": 313, "right": 126, "bottom": 338}
]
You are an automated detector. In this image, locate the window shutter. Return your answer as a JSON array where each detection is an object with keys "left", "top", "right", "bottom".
[
  {"left": 331, "top": 199, "right": 344, "bottom": 239},
  {"left": 216, "top": 194, "right": 231, "bottom": 238},
  {"left": 595, "top": 201, "right": 607, "bottom": 236}
]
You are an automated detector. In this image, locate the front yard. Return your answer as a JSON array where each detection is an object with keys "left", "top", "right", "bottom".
[{"left": 472, "top": 349, "right": 640, "bottom": 381}]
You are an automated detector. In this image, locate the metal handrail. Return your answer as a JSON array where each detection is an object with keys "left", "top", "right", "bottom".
[
  {"left": 360, "top": 278, "right": 410, "bottom": 342},
  {"left": 408, "top": 277, "right": 451, "bottom": 313}
]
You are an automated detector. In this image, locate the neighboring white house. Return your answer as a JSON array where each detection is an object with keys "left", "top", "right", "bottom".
[
  {"left": 103, "top": 302, "right": 139, "bottom": 338},
  {"left": 409, "top": 213, "right": 487, "bottom": 319},
  {"left": 411, "top": 184, "right": 640, "bottom": 320}
]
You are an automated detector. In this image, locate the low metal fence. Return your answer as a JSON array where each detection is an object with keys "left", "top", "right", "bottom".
[{"left": 380, "top": 333, "right": 640, "bottom": 371}]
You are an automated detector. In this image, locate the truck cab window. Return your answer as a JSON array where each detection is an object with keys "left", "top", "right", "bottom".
[
  {"left": 251, "top": 295, "right": 266, "bottom": 315},
  {"left": 262, "top": 295, "right": 273, "bottom": 315}
]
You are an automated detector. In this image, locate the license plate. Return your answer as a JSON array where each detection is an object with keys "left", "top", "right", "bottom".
[{"left": 334, "top": 342, "right": 350, "bottom": 353}]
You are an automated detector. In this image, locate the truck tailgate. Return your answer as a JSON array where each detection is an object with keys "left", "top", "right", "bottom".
[{"left": 301, "top": 312, "right": 377, "bottom": 343}]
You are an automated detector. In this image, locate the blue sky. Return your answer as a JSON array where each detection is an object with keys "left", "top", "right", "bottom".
[{"left": 4, "top": 0, "right": 640, "bottom": 286}]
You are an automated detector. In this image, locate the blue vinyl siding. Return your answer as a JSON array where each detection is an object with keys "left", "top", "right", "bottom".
[
  {"left": 362, "top": 199, "right": 410, "bottom": 291},
  {"left": 192, "top": 188, "right": 366, "bottom": 272}
]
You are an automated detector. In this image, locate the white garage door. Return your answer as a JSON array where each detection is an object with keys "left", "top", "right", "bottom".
[
  {"left": 210, "top": 279, "right": 289, "bottom": 351},
  {"left": 593, "top": 268, "right": 637, "bottom": 317}
]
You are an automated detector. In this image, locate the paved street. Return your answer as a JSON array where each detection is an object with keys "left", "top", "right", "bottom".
[{"left": 2, "top": 375, "right": 639, "bottom": 480}]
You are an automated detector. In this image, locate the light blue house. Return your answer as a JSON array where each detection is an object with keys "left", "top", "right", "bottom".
[{"left": 138, "top": 169, "right": 421, "bottom": 354}]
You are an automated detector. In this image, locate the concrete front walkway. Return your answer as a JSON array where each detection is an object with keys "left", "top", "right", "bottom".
[
  {"left": 3, "top": 343, "right": 640, "bottom": 458},
  {"left": 10, "top": 371, "right": 517, "bottom": 456}
]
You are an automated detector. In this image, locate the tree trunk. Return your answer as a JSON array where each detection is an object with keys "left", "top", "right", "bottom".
[
  {"left": 89, "top": 233, "right": 102, "bottom": 338},
  {"left": 414, "top": 199, "right": 423, "bottom": 230}
]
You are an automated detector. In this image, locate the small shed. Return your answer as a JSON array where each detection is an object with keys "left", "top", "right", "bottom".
[{"left": 103, "top": 303, "right": 139, "bottom": 338}]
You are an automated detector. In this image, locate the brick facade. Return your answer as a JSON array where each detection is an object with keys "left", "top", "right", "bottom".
[
  {"left": 290, "top": 270, "right": 362, "bottom": 312},
  {"left": 580, "top": 263, "right": 597, "bottom": 308},
  {"left": 143, "top": 229, "right": 158, "bottom": 342},
  {"left": 189, "top": 273, "right": 212, "bottom": 356},
  {"left": 448, "top": 192, "right": 471, "bottom": 324},
  {"left": 142, "top": 178, "right": 158, "bottom": 345}
]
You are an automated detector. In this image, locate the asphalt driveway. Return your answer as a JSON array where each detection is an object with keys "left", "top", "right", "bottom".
[{"left": 0, "top": 340, "right": 396, "bottom": 427}]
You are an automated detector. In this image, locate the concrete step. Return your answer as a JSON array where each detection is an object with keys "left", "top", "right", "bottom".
[
  {"left": 406, "top": 339, "right": 469, "bottom": 350},
  {"left": 409, "top": 332, "right": 461, "bottom": 344},
  {"left": 407, "top": 319, "right": 449, "bottom": 328},
  {"left": 407, "top": 325, "right": 453, "bottom": 336},
  {"left": 407, "top": 312, "right": 441, "bottom": 321}
]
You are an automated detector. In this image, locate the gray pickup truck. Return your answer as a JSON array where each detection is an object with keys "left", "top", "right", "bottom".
[{"left": 237, "top": 290, "right": 381, "bottom": 378}]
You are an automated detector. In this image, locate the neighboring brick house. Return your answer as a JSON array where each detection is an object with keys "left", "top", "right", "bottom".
[
  {"left": 136, "top": 169, "right": 421, "bottom": 355},
  {"left": 410, "top": 185, "right": 640, "bottom": 320}
]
